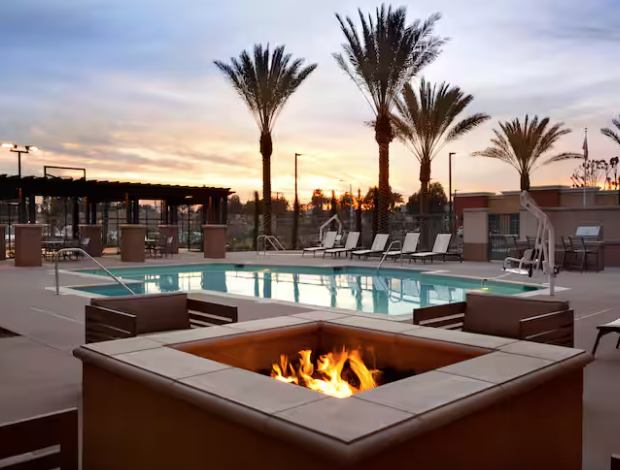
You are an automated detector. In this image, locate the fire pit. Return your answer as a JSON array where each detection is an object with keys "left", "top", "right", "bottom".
[{"left": 75, "top": 311, "right": 592, "bottom": 469}]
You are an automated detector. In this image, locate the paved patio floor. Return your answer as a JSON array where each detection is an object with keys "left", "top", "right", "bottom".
[{"left": 0, "top": 250, "right": 619, "bottom": 469}]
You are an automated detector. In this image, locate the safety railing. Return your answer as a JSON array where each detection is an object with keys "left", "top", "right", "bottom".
[
  {"left": 377, "top": 240, "right": 403, "bottom": 271},
  {"left": 54, "top": 248, "right": 136, "bottom": 296},
  {"left": 256, "top": 235, "right": 286, "bottom": 255}
]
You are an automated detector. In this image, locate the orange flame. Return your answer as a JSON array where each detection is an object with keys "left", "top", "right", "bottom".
[{"left": 270, "top": 348, "right": 380, "bottom": 398}]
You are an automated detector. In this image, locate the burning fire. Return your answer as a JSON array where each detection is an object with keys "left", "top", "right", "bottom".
[{"left": 270, "top": 348, "right": 380, "bottom": 398}]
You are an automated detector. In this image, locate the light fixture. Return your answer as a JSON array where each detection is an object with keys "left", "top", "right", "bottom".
[
  {"left": 1, "top": 142, "right": 15, "bottom": 149},
  {"left": 26, "top": 145, "right": 38, "bottom": 152}
]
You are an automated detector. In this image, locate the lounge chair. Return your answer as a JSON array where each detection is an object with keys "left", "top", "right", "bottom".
[
  {"left": 382, "top": 232, "right": 420, "bottom": 260},
  {"left": 324, "top": 232, "right": 360, "bottom": 258},
  {"left": 503, "top": 248, "right": 540, "bottom": 277},
  {"left": 408, "top": 233, "right": 456, "bottom": 263},
  {"left": 350, "top": 234, "right": 389, "bottom": 260},
  {"left": 592, "top": 318, "right": 620, "bottom": 355},
  {"left": 302, "top": 231, "right": 338, "bottom": 257}
]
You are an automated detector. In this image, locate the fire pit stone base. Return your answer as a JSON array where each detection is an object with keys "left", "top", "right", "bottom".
[{"left": 75, "top": 310, "right": 592, "bottom": 469}]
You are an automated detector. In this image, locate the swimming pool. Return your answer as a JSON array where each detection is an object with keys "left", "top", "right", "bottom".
[{"left": 74, "top": 264, "right": 541, "bottom": 315}]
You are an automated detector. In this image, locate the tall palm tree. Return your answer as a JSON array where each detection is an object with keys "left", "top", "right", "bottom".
[
  {"left": 214, "top": 44, "right": 317, "bottom": 236},
  {"left": 473, "top": 115, "right": 581, "bottom": 191},
  {"left": 333, "top": 4, "right": 445, "bottom": 233},
  {"left": 601, "top": 116, "right": 620, "bottom": 148},
  {"left": 392, "top": 79, "right": 490, "bottom": 245}
]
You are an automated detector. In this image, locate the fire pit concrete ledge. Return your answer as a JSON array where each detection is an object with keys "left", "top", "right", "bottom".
[{"left": 74, "top": 313, "right": 592, "bottom": 469}]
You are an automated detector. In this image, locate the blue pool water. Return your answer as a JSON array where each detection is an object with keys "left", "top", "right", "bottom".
[{"left": 74, "top": 264, "right": 540, "bottom": 315}]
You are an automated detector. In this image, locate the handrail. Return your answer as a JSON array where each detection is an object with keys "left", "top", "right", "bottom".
[
  {"left": 54, "top": 248, "right": 135, "bottom": 296},
  {"left": 377, "top": 240, "right": 403, "bottom": 271},
  {"left": 256, "top": 235, "right": 285, "bottom": 255},
  {"left": 319, "top": 214, "right": 342, "bottom": 242}
]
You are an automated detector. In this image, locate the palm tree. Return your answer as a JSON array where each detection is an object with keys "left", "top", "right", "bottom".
[
  {"left": 214, "top": 44, "right": 317, "bottom": 235},
  {"left": 333, "top": 4, "right": 445, "bottom": 233},
  {"left": 473, "top": 115, "right": 582, "bottom": 191},
  {"left": 601, "top": 116, "right": 620, "bottom": 148},
  {"left": 392, "top": 79, "right": 490, "bottom": 246}
]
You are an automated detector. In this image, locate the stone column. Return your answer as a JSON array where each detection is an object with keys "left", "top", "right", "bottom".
[
  {"left": 120, "top": 225, "right": 147, "bottom": 262},
  {"left": 0, "top": 225, "right": 6, "bottom": 261},
  {"left": 79, "top": 225, "right": 103, "bottom": 257},
  {"left": 202, "top": 225, "right": 226, "bottom": 259},
  {"left": 158, "top": 225, "right": 179, "bottom": 254},
  {"left": 14, "top": 224, "right": 43, "bottom": 267},
  {"left": 463, "top": 209, "right": 489, "bottom": 262}
]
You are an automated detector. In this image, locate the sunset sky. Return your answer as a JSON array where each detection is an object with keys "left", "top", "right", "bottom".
[{"left": 1, "top": 0, "right": 619, "bottom": 202}]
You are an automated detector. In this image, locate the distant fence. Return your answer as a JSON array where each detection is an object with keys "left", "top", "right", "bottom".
[{"left": 227, "top": 210, "right": 450, "bottom": 252}]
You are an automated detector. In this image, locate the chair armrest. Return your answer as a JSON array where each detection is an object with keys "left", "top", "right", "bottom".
[
  {"left": 85, "top": 305, "right": 137, "bottom": 343},
  {"left": 518, "top": 309, "right": 574, "bottom": 347},
  {"left": 413, "top": 302, "right": 467, "bottom": 328},
  {"left": 187, "top": 299, "right": 238, "bottom": 326}
]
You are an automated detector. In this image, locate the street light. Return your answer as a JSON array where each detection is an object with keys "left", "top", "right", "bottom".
[
  {"left": 1, "top": 142, "right": 39, "bottom": 223},
  {"left": 293, "top": 153, "right": 303, "bottom": 250},
  {"left": 448, "top": 152, "right": 455, "bottom": 234},
  {"left": 0, "top": 142, "right": 39, "bottom": 178}
]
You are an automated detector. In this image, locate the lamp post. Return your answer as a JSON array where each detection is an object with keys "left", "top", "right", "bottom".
[
  {"left": 293, "top": 153, "right": 302, "bottom": 250},
  {"left": 1, "top": 142, "right": 39, "bottom": 223},
  {"left": 448, "top": 152, "right": 455, "bottom": 234}
]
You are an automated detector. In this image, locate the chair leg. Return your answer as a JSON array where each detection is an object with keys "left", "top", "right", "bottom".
[
  {"left": 616, "top": 335, "right": 620, "bottom": 349},
  {"left": 592, "top": 330, "right": 605, "bottom": 355}
]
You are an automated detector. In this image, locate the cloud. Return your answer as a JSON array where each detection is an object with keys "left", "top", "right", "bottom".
[{"left": 0, "top": 0, "right": 618, "bottom": 200}]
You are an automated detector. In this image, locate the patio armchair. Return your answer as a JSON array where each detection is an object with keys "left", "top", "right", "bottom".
[
  {"left": 85, "top": 292, "right": 238, "bottom": 343},
  {"left": 413, "top": 291, "right": 574, "bottom": 347},
  {"left": 153, "top": 236, "right": 174, "bottom": 258}
]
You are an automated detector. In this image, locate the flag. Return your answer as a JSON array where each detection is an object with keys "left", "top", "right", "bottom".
[{"left": 583, "top": 132, "right": 589, "bottom": 161}]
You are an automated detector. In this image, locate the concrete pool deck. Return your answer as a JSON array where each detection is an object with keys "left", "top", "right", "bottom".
[{"left": 1, "top": 250, "right": 619, "bottom": 468}]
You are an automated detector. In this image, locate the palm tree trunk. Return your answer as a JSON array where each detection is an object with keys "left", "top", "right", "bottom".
[
  {"left": 520, "top": 172, "right": 530, "bottom": 192},
  {"left": 375, "top": 116, "right": 393, "bottom": 234},
  {"left": 260, "top": 132, "right": 273, "bottom": 236},
  {"left": 419, "top": 159, "right": 431, "bottom": 249}
]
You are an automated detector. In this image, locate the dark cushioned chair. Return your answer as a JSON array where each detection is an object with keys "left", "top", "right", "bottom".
[{"left": 85, "top": 292, "right": 238, "bottom": 343}]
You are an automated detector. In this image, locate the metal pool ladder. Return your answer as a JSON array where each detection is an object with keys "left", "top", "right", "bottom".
[
  {"left": 377, "top": 240, "right": 403, "bottom": 271},
  {"left": 54, "top": 248, "right": 136, "bottom": 296},
  {"left": 256, "top": 235, "right": 285, "bottom": 255}
]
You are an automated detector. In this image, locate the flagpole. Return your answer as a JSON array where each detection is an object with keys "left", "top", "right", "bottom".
[{"left": 583, "top": 127, "right": 588, "bottom": 208}]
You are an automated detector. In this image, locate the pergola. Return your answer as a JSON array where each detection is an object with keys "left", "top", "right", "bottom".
[{"left": 0, "top": 175, "right": 233, "bottom": 238}]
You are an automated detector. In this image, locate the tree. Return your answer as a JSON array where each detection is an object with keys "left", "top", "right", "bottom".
[
  {"left": 601, "top": 117, "right": 620, "bottom": 149},
  {"left": 228, "top": 195, "right": 243, "bottom": 215},
  {"left": 244, "top": 196, "right": 289, "bottom": 218},
  {"left": 407, "top": 182, "right": 448, "bottom": 214},
  {"left": 311, "top": 189, "right": 328, "bottom": 214},
  {"left": 333, "top": 4, "right": 445, "bottom": 234},
  {"left": 473, "top": 115, "right": 581, "bottom": 191},
  {"left": 363, "top": 186, "right": 402, "bottom": 209},
  {"left": 570, "top": 157, "right": 620, "bottom": 189},
  {"left": 214, "top": 45, "right": 317, "bottom": 235},
  {"left": 393, "top": 79, "right": 489, "bottom": 221}
]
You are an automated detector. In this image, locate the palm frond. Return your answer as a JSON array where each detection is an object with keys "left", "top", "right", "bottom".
[
  {"left": 214, "top": 44, "right": 317, "bottom": 133},
  {"left": 543, "top": 152, "right": 584, "bottom": 164},
  {"left": 602, "top": 117, "right": 620, "bottom": 147},
  {"left": 473, "top": 114, "right": 575, "bottom": 189},
  {"left": 393, "top": 79, "right": 490, "bottom": 163},
  {"left": 334, "top": 4, "right": 446, "bottom": 122}
]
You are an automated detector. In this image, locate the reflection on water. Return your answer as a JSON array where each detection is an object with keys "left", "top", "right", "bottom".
[{"left": 82, "top": 264, "right": 541, "bottom": 315}]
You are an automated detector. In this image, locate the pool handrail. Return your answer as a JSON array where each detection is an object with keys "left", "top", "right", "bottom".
[
  {"left": 377, "top": 240, "right": 403, "bottom": 271},
  {"left": 256, "top": 235, "right": 285, "bottom": 255},
  {"left": 54, "top": 248, "right": 136, "bottom": 296}
]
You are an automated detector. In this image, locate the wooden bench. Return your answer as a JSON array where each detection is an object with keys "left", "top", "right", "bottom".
[
  {"left": 413, "top": 292, "right": 574, "bottom": 347},
  {"left": 0, "top": 408, "right": 78, "bottom": 470},
  {"left": 85, "top": 293, "right": 238, "bottom": 343}
]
